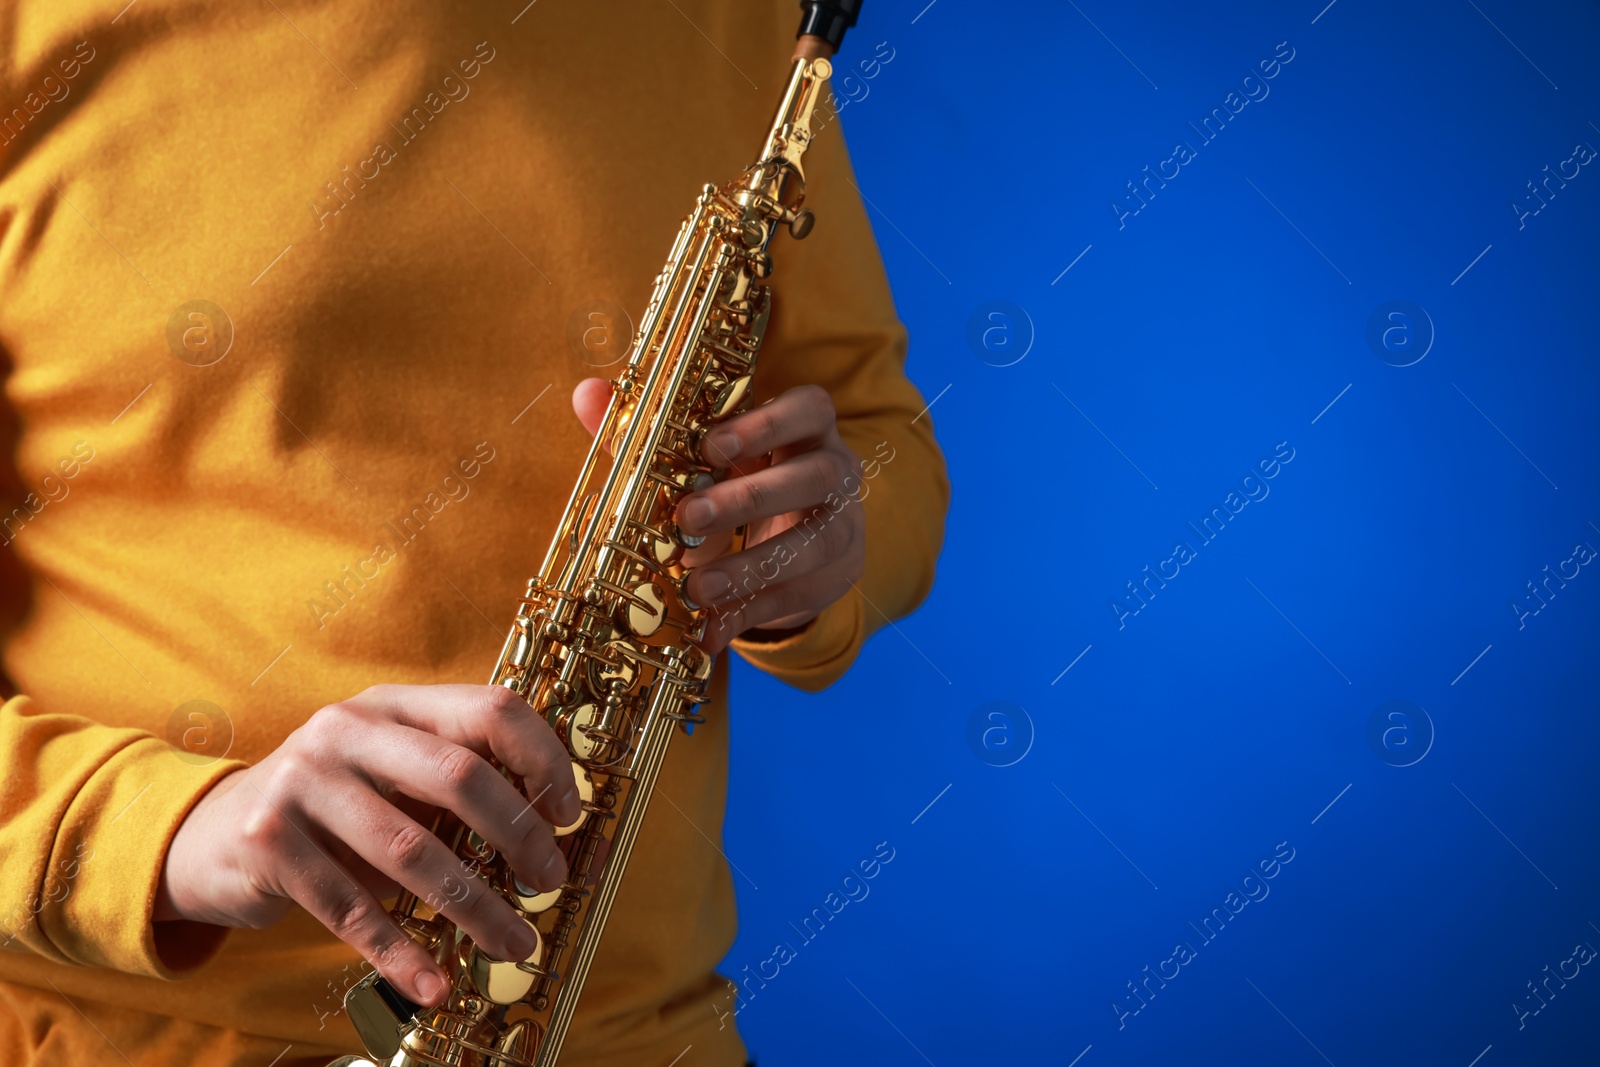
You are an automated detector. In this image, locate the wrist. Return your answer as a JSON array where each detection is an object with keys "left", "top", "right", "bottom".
[
  {"left": 152, "top": 766, "right": 248, "bottom": 971},
  {"left": 155, "top": 767, "right": 245, "bottom": 923}
]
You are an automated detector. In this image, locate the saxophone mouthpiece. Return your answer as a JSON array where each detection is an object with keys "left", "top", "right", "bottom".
[{"left": 795, "top": 0, "right": 861, "bottom": 59}]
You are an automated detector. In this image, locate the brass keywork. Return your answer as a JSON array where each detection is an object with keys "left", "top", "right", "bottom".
[{"left": 329, "top": 17, "right": 849, "bottom": 1067}]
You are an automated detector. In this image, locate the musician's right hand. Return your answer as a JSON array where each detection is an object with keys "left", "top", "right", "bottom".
[{"left": 153, "top": 684, "right": 581, "bottom": 1007}]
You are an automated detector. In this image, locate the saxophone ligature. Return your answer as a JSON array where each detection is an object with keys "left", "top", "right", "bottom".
[{"left": 329, "top": 3, "right": 860, "bottom": 1064}]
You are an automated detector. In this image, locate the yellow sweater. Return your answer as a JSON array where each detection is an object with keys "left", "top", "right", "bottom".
[{"left": 0, "top": 2, "right": 947, "bottom": 1064}]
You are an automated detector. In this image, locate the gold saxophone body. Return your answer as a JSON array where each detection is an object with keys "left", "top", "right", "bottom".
[{"left": 329, "top": 13, "right": 850, "bottom": 1065}]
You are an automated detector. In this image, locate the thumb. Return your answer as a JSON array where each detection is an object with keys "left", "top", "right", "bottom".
[{"left": 571, "top": 378, "right": 611, "bottom": 439}]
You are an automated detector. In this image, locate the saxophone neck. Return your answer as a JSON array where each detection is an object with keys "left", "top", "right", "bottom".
[{"left": 751, "top": 54, "right": 832, "bottom": 185}]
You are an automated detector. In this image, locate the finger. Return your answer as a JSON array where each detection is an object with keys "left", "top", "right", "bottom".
[
  {"left": 571, "top": 378, "right": 611, "bottom": 438},
  {"left": 353, "top": 685, "right": 580, "bottom": 827},
  {"left": 680, "top": 527, "right": 735, "bottom": 570},
  {"left": 355, "top": 725, "right": 568, "bottom": 894},
  {"left": 321, "top": 784, "right": 543, "bottom": 969},
  {"left": 685, "top": 501, "right": 859, "bottom": 609},
  {"left": 676, "top": 449, "right": 850, "bottom": 538},
  {"left": 701, "top": 384, "right": 834, "bottom": 468},
  {"left": 699, "top": 557, "right": 859, "bottom": 654},
  {"left": 269, "top": 823, "right": 449, "bottom": 1007}
]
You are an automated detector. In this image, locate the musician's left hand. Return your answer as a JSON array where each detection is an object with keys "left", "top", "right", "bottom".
[{"left": 572, "top": 380, "right": 866, "bottom": 653}]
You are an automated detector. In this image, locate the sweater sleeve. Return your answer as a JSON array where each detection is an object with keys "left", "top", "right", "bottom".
[
  {"left": 728, "top": 116, "right": 950, "bottom": 693},
  {"left": 0, "top": 692, "right": 246, "bottom": 978}
]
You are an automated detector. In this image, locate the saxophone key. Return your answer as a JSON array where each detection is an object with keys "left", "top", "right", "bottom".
[
  {"left": 671, "top": 522, "right": 706, "bottom": 550},
  {"left": 558, "top": 702, "right": 604, "bottom": 760},
  {"left": 461, "top": 921, "right": 542, "bottom": 1005},
  {"left": 508, "top": 621, "right": 535, "bottom": 669},
  {"left": 617, "top": 581, "right": 666, "bottom": 637},
  {"left": 711, "top": 374, "right": 752, "bottom": 419},
  {"left": 786, "top": 207, "right": 815, "bottom": 239},
  {"left": 582, "top": 651, "right": 636, "bottom": 700},
  {"left": 676, "top": 573, "right": 700, "bottom": 613},
  {"left": 493, "top": 1018, "right": 542, "bottom": 1064},
  {"left": 649, "top": 527, "right": 683, "bottom": 565},
  {"left": 510, "top": 876, "right": 562, "bottom": 915}
]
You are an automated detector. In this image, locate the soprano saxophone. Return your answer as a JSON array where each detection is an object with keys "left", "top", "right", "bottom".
[{"left": 331, "top": 5, "right": 857, "bottom": 1065}]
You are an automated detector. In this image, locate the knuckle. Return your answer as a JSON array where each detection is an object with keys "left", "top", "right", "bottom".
[
  {"left": 747, "top": 405, "right": 779, "bottom": 445},
  {"left": 478, "top": 684, "right": 526, "bottom": 724},
  {"left": 813, "top": 454, "right": 845, "bottom": 496},
  {"left": 302, "top": 705, "right": 344, "bottom": 750},
  {"left": 483, "top": 684, "right": 523, "bottom": 714},
  {"left": 732, "top": 477, "right": 767, "bottom": 518},
  {"left": 800, "top": 384, "right": 835, "bottom": 423},
  {"left": 523, "top": 725, "right": 565, "bottom": 770},
  {"left": 263, "top": 749, "right": 312, "bottom": 800},
  {"left": 526, "top": 734, "right": 564, "bottom": 773},
  {"left": 385, "top": 822, "right": 432, "bottom": 873},
  {"left": 806, "top": 388, "right": 832, "bottom": 428},
  {"left": 239, "top": 796, "right": 291, "bottom": 851},
  {"left": 326, "top": 889, "right": 376, "bottom": 941},
  {"left": 431, "top": 744, "right": 484, "bottom": 795}
]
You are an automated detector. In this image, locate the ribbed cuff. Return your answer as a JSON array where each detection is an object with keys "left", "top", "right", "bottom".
[
  {"left": 44, "top": 735, "right": 247, "bottom": 978},
  {"left": 730, "top": 587, "right": 865, "bottom": 692}
]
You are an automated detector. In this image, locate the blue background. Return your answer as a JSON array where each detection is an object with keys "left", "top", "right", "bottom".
[{"left": 722, "top": 1, "right": 1600, "bottom": 1065}]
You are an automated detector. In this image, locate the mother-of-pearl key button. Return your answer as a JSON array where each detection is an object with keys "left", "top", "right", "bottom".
[
  {"left": 511, "top": 875, "right": 562, "bottom": 914},
  {"left": 566, "top": 702, "right": 602, "bottom": 759},
  {"left": 467, "top": 919, "right": 542, "bottom": 1005}
]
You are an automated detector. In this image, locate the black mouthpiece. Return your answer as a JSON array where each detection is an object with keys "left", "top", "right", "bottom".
[{"left": 797, "top": 0, "right": 862, "bottom": 52}]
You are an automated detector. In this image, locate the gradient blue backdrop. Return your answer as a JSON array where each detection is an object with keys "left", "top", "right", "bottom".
[{"left": 718, "top": 1, "right": 1600, "bottom": 1065}]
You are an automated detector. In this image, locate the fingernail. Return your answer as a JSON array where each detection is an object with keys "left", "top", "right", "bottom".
[
  {"left": 708, "top": 431, "right": 740, "bottom": 464},
  {"left": 508, "top": 922, "right": 538, "bottom": 961},
  {"left": 698, "top": 571, "right": 731, "bottom": 603},
  {"left": 683, "top": 497, "right": 716, "bottom": 531},
  {"left": 417, "top": 971, "right": 446, "bottom": 1004},
  {"left": 558, "top": 789, "right": 582, "bottom": 827},
  {"left": 539, "top": 851, "right": 567, "bottom": 892}
]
